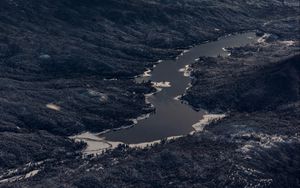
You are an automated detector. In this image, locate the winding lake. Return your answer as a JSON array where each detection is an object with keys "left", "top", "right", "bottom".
[{"left": 72, "top": 32, "right": 259, "bottom": 154}]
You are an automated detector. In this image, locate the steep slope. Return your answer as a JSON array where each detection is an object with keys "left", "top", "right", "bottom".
[
  {"left": 7, "top": 34, "right": 300, "bottom": 188},
  {"left": 0, "top": 0, "right": 296, "bottom": 135},
  {"left": 184, "top": 40, "right": 300, "bottom": 112}
]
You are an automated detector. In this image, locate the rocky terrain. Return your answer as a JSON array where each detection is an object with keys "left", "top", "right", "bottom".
[
  {"left": 184, "top": 39, "right": 300, "bottom": 112},
  {"left": 5, "top": 29, "right": 299, "bottom": 187},
  {"left": 0, "top": 0, "right": 299, "bottom": 187}
]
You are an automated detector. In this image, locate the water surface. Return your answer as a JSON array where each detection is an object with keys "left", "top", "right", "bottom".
[{"left": 103, "top": 32, "right": 258, "bottom": 144}]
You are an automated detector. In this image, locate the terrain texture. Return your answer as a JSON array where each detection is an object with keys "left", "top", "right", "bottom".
[{"left": 0, "top": 0, "right": 299, "bottom": 187}]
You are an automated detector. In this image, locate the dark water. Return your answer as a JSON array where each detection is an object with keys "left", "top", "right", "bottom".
[{"left": 103, "top": 32, "right": 258, "bottom": 144}]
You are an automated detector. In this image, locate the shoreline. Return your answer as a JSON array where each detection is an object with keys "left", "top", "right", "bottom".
[{"left": 69, "top": 31, "right": 252, "bottom": 156}]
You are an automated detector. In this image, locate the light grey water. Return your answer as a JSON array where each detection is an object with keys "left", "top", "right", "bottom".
[{"left": 103, "top": 32, "right": 258, "bottom": 144}]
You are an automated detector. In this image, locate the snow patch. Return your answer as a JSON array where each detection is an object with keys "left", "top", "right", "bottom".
[
  {"left": 103, "top": 78, "right": 118, "bottom": 81},
  {"left": 192, "top": 114, "right": 226, "bottom": 132},
  {"left": 24, "top": 170, "right": 39, "bottom": 179},
  {"left": 130, "top": 136, "right": 183, "bottom": 148},
  {"left": 173, "top": 95, "right": 182, "bottom": 101},
  {"left": 257, "top": 33, "right": 271, "bottom": 43},
  {"left": 179, "top": 49, "right": 190, "bottom": 56},
  {"left": 46, "top": 103, "right": 61, "bottom": 111},
  {"left": 88, "top": 90, "right": 108, "bottom": 102},
  {"left": 71, "top": 131, "right": 182, "bottom": 155},
  {"left": 0, "top": 170, "right": 40, "bottom": 183},
  {"left": 143, "top": 69, "right": 152, "bottom": 77},
  {"left": 70, "top": 132, "right": 123, "bottom": 155},
  {"left": 129, "top": 113, "right": 151, "bottom": 125},
  {"left": 39, "top": 54, "right": 51, "bottom": 59},
  {"left": 178, "top": 65, "right": 192, "bottom": 77},
  {"left": 280, "top": 40, "right": 296, "bottom": 46},
  {"left": 152, "top": 81, "right": 171, "bottom": 88},
  {"left": 237, "top": 132, "right": 300, "bottom": 155},
  {"left": 70, "top": 113, "right": 151, "bottom": 155}
]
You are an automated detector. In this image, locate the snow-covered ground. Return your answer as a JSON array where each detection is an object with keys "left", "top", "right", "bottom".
[
  {"left": 152, "top": 81, "right": 171, "bottom": 88},
  {"left": 191, "top": 114, "right": 226, "bottom": 132}
]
